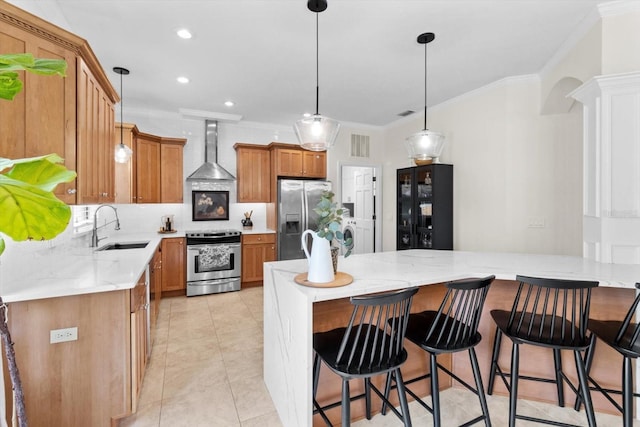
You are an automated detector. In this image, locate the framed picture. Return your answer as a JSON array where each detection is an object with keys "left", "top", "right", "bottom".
[{"left": 192, "top": 190, "right": 229, "bottom": 221}]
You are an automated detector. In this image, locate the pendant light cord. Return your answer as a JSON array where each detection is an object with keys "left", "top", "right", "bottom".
[
  {"left": 315, "top": 11, "right": 320, "bottom": 116},
  {"left": 423, "top": 41, "right": 427, "bottom": 131},
  {"left": 119, "top": 71, "right": 124, "bottom": 145}
]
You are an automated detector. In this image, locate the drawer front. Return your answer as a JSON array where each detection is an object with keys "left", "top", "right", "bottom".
[{"left": 242, "top": 233, "right": 275, "bottom": 245}]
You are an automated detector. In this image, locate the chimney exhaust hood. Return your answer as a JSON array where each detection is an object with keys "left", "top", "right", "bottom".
[{"left": 186, "top": 120, "right": 235, "bottom": 181}]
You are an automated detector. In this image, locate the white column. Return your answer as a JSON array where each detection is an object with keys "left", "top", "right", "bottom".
[{"left": 571, "top": 72, "right": 640, "bottom": 264}]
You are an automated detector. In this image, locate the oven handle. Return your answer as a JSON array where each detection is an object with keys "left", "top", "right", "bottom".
[{"left": 187, "top": 243, "right": 241, "bottom": 251}]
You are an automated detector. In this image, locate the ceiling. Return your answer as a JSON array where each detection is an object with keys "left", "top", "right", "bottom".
[{"left": 10, "top": 0, "right": 603, "bottom": 127}]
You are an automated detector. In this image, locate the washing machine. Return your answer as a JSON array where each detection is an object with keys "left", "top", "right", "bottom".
[{"left": 341, "top": 218, "right": 356, "bottom": 255}]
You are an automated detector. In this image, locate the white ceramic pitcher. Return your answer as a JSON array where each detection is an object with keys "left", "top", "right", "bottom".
[{"left": 301, "top": 230, "right": 335, "bottom": 283}]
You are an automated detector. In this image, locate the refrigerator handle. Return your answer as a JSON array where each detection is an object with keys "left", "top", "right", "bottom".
[{"left": 301, "top": 187, "right": 307, "bottom": 250}]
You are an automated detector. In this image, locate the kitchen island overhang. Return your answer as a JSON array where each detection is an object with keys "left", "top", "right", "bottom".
[{"left": 263, "top": 249, "right": 640, "bottom": 427}]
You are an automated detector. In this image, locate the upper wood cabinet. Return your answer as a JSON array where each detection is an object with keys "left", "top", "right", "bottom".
[
  {"left": 135, "top": 134, "right": 161, "bottom": 203},
  {"left": 269, "top": 142, "right": 326, "bottom": 179},
  {"left": 234, "top": 143, "right": 271, "bottom": 202},
  {"left": 0, "top": 2, "right": 119, "bottom": 205},
  {"left": 114, "top": 123, "right": 186, "bottom": 204},
  {"left": 160, "top": 140, "right": 185, "bottom": 203},
  {"left": 77, "top": 59, "right": 115, "bottom": 204}
]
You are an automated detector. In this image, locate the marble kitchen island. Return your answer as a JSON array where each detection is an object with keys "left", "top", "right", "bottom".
[{"left": 263, "top": 249, "right": 640, "bottom": 427}]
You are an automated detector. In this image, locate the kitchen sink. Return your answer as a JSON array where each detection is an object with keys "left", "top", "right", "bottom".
[{"left": 96, "top": 241, "right": 149, "bottom": 251}]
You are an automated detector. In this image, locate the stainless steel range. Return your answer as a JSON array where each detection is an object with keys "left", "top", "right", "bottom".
[{"left": 186, "top": 229, "right": 242, "bottom": 296}]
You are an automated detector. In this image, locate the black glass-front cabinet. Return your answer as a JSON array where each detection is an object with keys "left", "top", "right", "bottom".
[{"left": 397, "top": 164, "right": 453, "bottom": 250}]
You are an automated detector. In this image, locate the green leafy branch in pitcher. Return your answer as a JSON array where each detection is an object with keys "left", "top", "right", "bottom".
[
  {"left": 313, "top": 190, "right": 352, "bottom": 257},
  {"left": 0, "top": 52, "right": 72, "bottom": 427}
]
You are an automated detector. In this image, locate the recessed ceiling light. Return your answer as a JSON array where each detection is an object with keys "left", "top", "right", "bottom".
[
  {"left": 177, "top": 76, "right": 189, "bottom": 84},
  {"left": 224, "top": 101, "right": 234, "bottom": 107},
  {"left": 303, "top": 113, "right": 311, "bottom": 118},
  {"left": 176, "top": 29, "right": 192, "bottom": 39}
]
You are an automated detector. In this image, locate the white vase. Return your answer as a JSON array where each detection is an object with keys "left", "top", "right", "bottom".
[{"left": 301, "top": 230, "right": 335, "bottom": 283}]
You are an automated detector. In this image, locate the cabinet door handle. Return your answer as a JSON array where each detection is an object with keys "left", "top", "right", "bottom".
[{"left": 67, "top": 188, "right": 77, "bottom": 194}]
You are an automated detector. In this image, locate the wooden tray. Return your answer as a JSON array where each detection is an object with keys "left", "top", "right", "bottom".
[
  {"left": 294, "top": 272, "right": 353, "bottom": 288},
  {"left": 158, "top": 229, "right": 177, "bottom": 234}
]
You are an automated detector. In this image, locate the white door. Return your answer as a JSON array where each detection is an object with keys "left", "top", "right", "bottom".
[{"left": 354, "top": 168, "right": 374, "bottom": 254}]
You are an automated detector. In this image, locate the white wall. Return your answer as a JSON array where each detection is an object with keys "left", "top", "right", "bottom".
[{"left": 381, "top": 76, "right": 583, "bottom": 255}]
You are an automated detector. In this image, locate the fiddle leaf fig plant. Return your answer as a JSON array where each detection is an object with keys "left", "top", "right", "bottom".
[
  {"left": 0, "top": 52, "right": 70, "bottom": 427},
  {"left": 314, "top": 190, "right": 352, "bottom": 257},
  {"left": 0, "top": 154, "right": 77, "bottom": 254},
  {"left": 0, "top": 53, "right": 67, "bottom": 100}
]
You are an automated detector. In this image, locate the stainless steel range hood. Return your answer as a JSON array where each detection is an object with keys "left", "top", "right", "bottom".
[{"left": 186, "top": 120, "right": 235, "bottom": 181}]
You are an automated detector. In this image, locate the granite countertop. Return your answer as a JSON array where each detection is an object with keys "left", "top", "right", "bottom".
[{"left": 0, "top": 232, "right": 166, "bottom": 303}]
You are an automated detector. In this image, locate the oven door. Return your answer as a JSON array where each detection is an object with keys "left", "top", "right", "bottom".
[{"left": 187, "top": 243, "right": 241, "bottom": 282}]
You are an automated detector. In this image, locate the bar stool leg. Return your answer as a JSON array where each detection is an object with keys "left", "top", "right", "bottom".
[
  {"left": 394, "top": 368, "right": 413, "bottom": 427},
  {"left": 430, "top": 353, "right": 441, "bottom": 427},
  {"left": 487, "top": 327, "right": 503, "bottom": 395},
  {"left": 469, "top": 347, "right": 492, "bottom": 427},
  {"left": 509, "top": 343, "right": 519, "bottom": 427},
  {"left": 623, "top": 357, "right": 633, "bottom": 427},
  {"left": 574, "top": 334, "right": 597, "bottom": 411},
  {"left": 364, "top": 378, "right": 372, "bottom": 419},
  {"left": 341, "top": 379, "right": 351, "bottom": 427},
  {"left": 574, "top": 349, "right": 597, "bottom": 427},
  {"left": 553, "top": 349, "right": 565, "bottom": 406}
]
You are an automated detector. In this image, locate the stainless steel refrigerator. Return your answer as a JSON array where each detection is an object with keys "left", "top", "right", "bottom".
[{"left": 277, "top": 179, "right": 332, "bottom": 260}]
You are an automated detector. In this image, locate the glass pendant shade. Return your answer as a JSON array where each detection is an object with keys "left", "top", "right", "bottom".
[
  {"left": 405, "top": 129, "right": 444, "bottom": 165},
  {"left": 406, "top": 32, "right": 445, "bottom": 165},
  {"left": 114, "top": 143, "right": 132, "bottom": 163},
  {"left": 294, "top": 114, "right": 340, "bottom": 151}
]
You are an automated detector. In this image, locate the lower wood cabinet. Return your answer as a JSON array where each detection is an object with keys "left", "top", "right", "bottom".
[
  {"left": 149, "top": 245, "right": 162, "bottom": 331},
  {"left": 130, "top": 272, "right": 148, "bottom": 413},
  {"left": 161, "top": 237, "right": 186, "bottom": 293},
  {"left": 4, "top": 285, "right": 142, "bottom": 426},
  {"left": 241, "top": 233, "right": 276, "bottom": 286}
]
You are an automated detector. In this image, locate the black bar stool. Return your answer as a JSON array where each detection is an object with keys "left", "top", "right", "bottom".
[
  {"left": 574, "top": 282, "right": 640, "bottom": 426},
  {"left": 385, "top": 275, "right": 495, "bottom": 427},
  {"left": 486, "top": 275, "right": 599, "bottom": 427},
  {"left": 312, "top": 287, "right": 419, "bottom": 427}
]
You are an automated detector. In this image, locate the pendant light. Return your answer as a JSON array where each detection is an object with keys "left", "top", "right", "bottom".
[
  {"left": 294, "top": 0, "right": 340, "bottom": 152},
  {"left": 405, "top": 32, "right": 445, "bottom": 165},
  {"left": 113, "top": 66, "right": 133, "bottom": 163}
]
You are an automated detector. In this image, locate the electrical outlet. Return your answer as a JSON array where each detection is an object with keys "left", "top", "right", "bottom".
[
  {"left": 50, "top": 327, "right": 78, "bottom": 344},
  {"left": 527, "top": 217, "right": 546, "bottom": 228}
]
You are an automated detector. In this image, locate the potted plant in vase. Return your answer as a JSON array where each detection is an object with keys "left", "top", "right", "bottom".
[{"left": 314, "top": 190, "right": 352, "bottom": 272}]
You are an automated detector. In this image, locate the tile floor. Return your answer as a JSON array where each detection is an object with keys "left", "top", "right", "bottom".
[{"left": 121, "top": 287, "right": 637, "bottom": 427}]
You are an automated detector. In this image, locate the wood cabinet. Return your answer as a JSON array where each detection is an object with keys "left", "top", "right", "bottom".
[
  {"left": 270, "top": 143, "right": 326, "bottom": 178},
  {"left": 130, "top": 272, "right": 148, "bottom": 413},
  {"left": 135, "top": 134, "right": 161, "bottom": 203},
  {"left": 77, "top": 58, "right": 116, "bottom": 204},
  {"left": 397, "top": 164, "right": 453, "bottom": 250},
  {"left": 115, "top": 123, "right": 186, "bottom": 204},
  {"left": 0, "top": 14, "right": 77, "bottom": 204},
  {"left": 149, "top": 245, "right": 162, "bottom": 330},
  {"left": 234, "top": 143, "right": 271, "bottom": 202},
  {"left": 241, "top": 233, "right": 276, "bottom": 286},
  {"left": 161, "top": 141, "right": 185, "bottom": 203},
  {"left": 4, "top": 289, "right": 136, "bottom": 426},
  {"left": 161, "top": 237, "right": 186, "bottom": 293},
  {"left": 0, "top": 2, "right": 118, "bottom": 205}
]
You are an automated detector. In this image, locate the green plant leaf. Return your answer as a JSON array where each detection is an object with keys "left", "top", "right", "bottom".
[
  {"left": 0, "top": 175, "right": 71, "bottom": 241},
  {"left": 0, "top": 238, "right": 5, "bottom": 256},
  {"left": 3, "top": 155, "right": 76, "bottom": 192},
  {"left": 0, "top": 72, "right": 23, "bottom": 100},
  {"left": 0, "top": 54, "right": 66, "bottom": 101}
]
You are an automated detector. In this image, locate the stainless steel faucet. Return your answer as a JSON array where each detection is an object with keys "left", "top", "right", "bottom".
[{"left": 91, "top": 204, "right": 121, "bottom": 247}]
